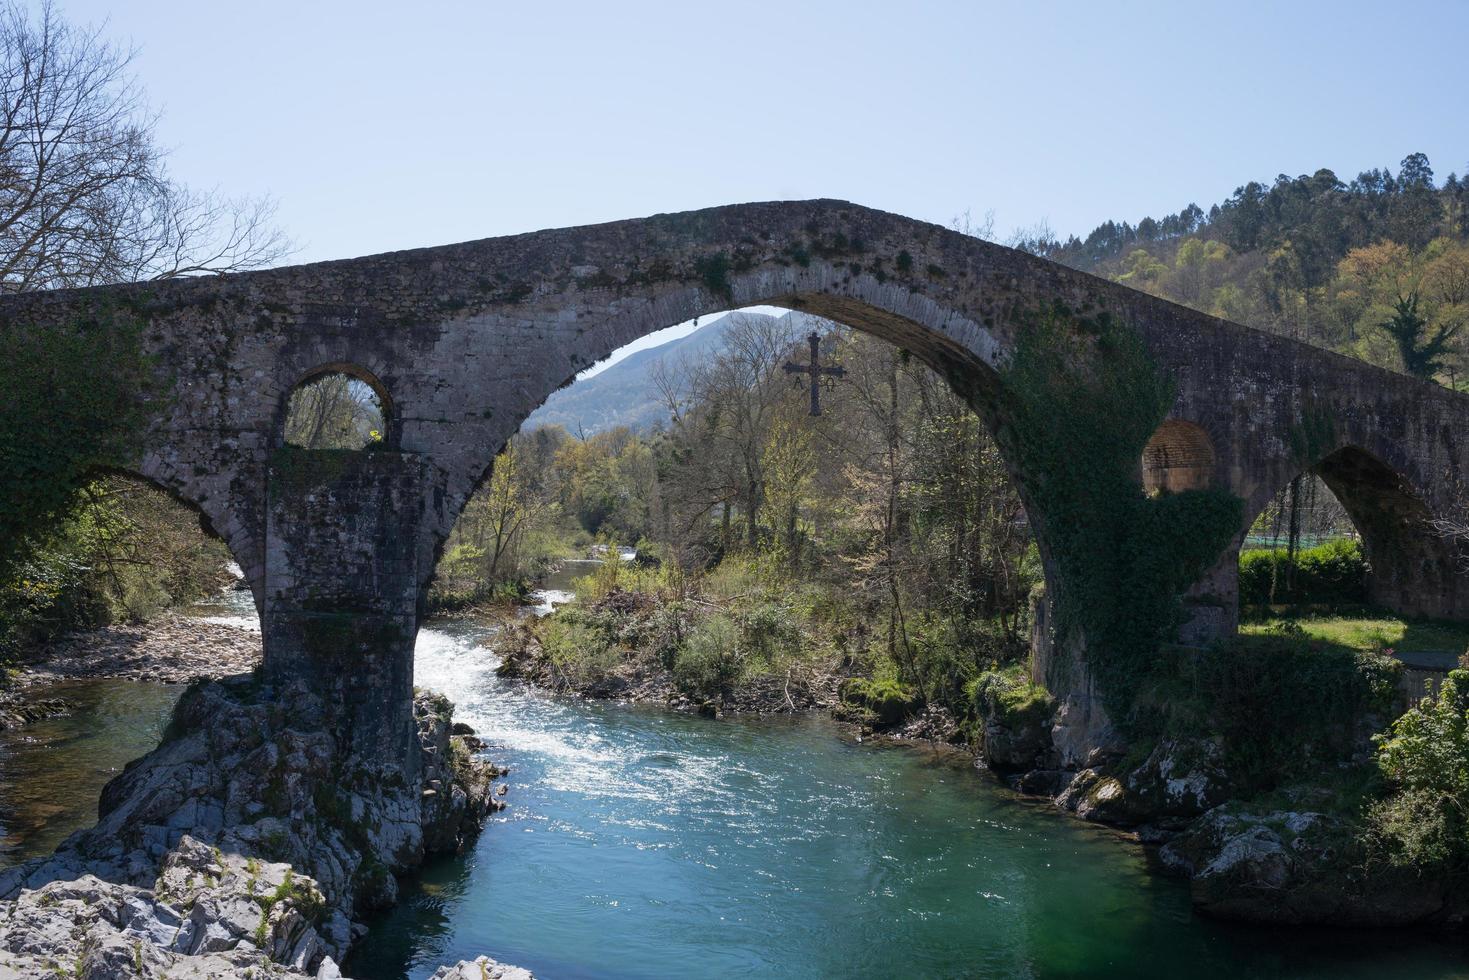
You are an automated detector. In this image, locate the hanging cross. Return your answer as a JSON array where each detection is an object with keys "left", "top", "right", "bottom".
[{"left": 782, "top": 331, "right": 845, "bottom": 416}]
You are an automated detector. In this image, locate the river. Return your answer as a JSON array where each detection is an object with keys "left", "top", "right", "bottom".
[{"left": 4, "top": 565, "right": 1469, "bottom": 978}]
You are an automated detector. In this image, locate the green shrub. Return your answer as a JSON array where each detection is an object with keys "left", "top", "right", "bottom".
[
  {"left": 903, "top": 614, "right": 1021, "bottom": 710},
  {"left": 539, "top": 607, "right": 620, "bottom": 684},
  {"left": 1369, "top": 670, "right": 1469, "bottom": 869},
  {"left": 1369, "top": 787, "right": 1462, "bottom": 870},
  {"left": 1151, "top": 632, "right": 1401, "bottom": 792},
  {"left": 842, "top": 676, "right": 919, "bottom": 725},
  {"left": 1238, "top": 539, "right": 1367, "bottom": 607},
  {"left": 673, "top": 615, "right": 741, "bottom": 700},
  {"left": 736, "top": 601, "right": 801, "bottom": 669},
  {"left": 0, "top": 543, "right": 107, "bottom": 664},
  {"left": 968, "top": 666, "right": 1053, "bottom": 728},
  {"left": 639, "top": 601, "right": 691, "bottom": 672}
]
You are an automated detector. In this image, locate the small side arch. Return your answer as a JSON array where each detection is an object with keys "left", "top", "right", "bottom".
[
  {"left": 1236, "top": 444, "right": 1465, "bottom": 621},
  {"left": 1141, "top": 419, "right": 1216, "bottom": 493},
  {"left": 275, "top": 362, "right": 397, "bottom": 450},
  {"left": 1313, "top": 445, "right": 1460, "bottom": 619}
]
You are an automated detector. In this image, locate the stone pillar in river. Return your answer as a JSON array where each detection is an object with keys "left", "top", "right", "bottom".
[{"left": 262, "top": 448, "right": 435, "bottom": 770}]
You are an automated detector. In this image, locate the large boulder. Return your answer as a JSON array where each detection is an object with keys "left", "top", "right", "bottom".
[
  {"left": 1123, "top": 737, "right": 1233, "bottom": 821},
  {"left": 432, "top": 956, "right": 537, "bottom": 979},
  {"left": 970, "top": 671, "right": 1056, "bottom": 772},
  {"left": 1055, "top": 768, "right": 1150, "bottom": 826},
  {"left": 982, "top": 715, "right": 1052, "bottom": 770},
  {"left": 1161, "top": 805, "right": 1455, "bottom": 925},
  {"left": 416, "top": 695, "right": 503, "bottom": 856},
  {"left": 0, "top": 837, "right": 342, "bottom": 979}
]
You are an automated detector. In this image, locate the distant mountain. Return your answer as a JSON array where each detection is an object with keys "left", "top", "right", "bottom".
[{"left": 525, "top": 311, "right": 795, "bottom": 435}]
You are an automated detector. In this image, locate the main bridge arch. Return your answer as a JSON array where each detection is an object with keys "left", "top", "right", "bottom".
[{"left": 5, "top": 199, "right": 1469, "bottom": 765}]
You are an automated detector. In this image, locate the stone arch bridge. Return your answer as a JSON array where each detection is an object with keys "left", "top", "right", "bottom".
[{"left": 5, "top": 200, "right": 1468, "bottom": 766}]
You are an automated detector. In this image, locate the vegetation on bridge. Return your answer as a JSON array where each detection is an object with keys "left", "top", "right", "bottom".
[
  {"left": 0, "top": 312, "right": 232, "bottom": 666},
  {"left": 996, "top": 303, "right": 1244, "bottom": 732}
]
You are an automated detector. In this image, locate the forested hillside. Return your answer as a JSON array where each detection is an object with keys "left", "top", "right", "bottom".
[{"left": 1039, "top": 153, "right": 1469, "bottom": 382}]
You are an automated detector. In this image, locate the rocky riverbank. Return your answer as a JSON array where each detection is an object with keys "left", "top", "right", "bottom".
[
  {"left": 0, "top": 613, "right": 263, "bottom": 732},
  {"left": 19, "top": 613, "right": 262, "bottom": 685},
  {"left": 0, "top": 693, "right": 74, "bottom": 731},
  {"left": 0, "top": 674, "right": 511, "bottom": 978},
  {"left": 494, "top": 616, "right": 842, "bottom": 715},
  {"left": 962, "top": 684, "right": 1469, "bottom": 929}
]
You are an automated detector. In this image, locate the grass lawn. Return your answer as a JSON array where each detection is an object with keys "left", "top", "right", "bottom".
[{"left": 1239, "top": 612, "right": 1469, "bottom": 655}]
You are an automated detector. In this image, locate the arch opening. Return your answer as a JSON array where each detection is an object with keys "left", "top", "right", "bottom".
[
  {"left": 1314, "top": 446, "right": 1460, "bottom": 621},
  {"left": 1237, "top": 445, "right": 1467, "bottom": 637},
  {"left": 280, "top": 366, "right": 391, "bottom": 450},
  {"left": 2, "top": 466, "right": 260, "bottom": 661},
  {"left": 1240, "top": 472, "right": 1363, "bottom": 611},
  {"left": 425, "top": 301, "right": 1046, "bottom": 724},
  {"left": 1141, "top": 419, "right": 1215, "bottom": 494}
]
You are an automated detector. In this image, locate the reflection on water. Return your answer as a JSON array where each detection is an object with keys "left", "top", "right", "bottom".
[
  {"left": 0, "top": 579, "right": 261, "bottom": 867},
  {"left": 0, "top": 678, "right": 182, "bottom": 864}
]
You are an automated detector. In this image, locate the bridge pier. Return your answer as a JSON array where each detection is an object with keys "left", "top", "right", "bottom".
[{"left": 262, "top": 449, "right": 438, "bottom": 769}]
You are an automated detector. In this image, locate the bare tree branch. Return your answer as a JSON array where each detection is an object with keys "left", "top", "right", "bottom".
[{"left": 0, "top": 1, "right": 292, "bottom": 293}]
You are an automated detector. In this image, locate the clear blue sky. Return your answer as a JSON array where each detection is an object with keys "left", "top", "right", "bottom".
[
  {"left": 59, "top": 0, "right": 1468, "bottom": 265},
  {"left": 54, "top": 0, "right": 1469, "bottom": 372}
]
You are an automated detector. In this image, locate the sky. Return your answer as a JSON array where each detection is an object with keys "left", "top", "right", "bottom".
[{"left": 53, "top": 0, "right": 1469, "bottom": 371}]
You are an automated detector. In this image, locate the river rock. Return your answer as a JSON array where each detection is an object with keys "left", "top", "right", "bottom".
[
  {"left": 1053, "top": 768, "right": 1149, "bottom": 825},
  {"left": 0, "top": 676, "right": 504, "bottom": 977},
  {"left": 0, "top": 847, "right": 337, "bottom": 978},
  {"left": 432, "top": 956, "right": 537, "bottom": 979},
  {"left": 1160, "top": 804, "right": 1454, "bottom": 925},
  {"left": 981, "top": 714, "right": 1052, "bottom": 770},
  {"left": 1013, "top": 768, "right": 1069, "bottom": 796},
  {"left": 890, "top": 705, "right": 961, "bottom": 743},
  {"left": 1122, "top": 737, "right": 1232, "bottom": 821},
  {"left": 0, "top": 695, "right": 73, "bottom": 731},
  {"left": 21, "top": 614, "right": 262, "bottom": 686}
]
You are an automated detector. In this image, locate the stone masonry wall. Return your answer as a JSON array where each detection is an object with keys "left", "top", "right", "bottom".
[{"left": 3, "top": 199, "right": 1468, "bottom": 766}]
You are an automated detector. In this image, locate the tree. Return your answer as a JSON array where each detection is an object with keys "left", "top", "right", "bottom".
[
  {"left": 761, "top": 411, "right": 816, "bottom": 571},
  {"left": 1390, "top": 153, "right": 1441, "bottom": 250},
  {"left": 1379, "top": 293, "right": 1458, "bottom": 379},
  {"left": 0, "top": 1, "right": 290, "bottom": 291},
  {"left": 667, "top": 313, "right": 806, "bottom": 549},
  {"left": 476, "top": 442, "right": 532, "bottom": 582}
]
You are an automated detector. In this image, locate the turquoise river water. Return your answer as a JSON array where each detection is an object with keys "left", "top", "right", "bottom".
[{"left": 4, "top": 572, "right": 1469, "bottom": 978}]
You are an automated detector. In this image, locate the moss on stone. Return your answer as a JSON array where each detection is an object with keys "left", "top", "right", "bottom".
[{"left": 997, "top": 305, "right": 1244, "bottom": 733}]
